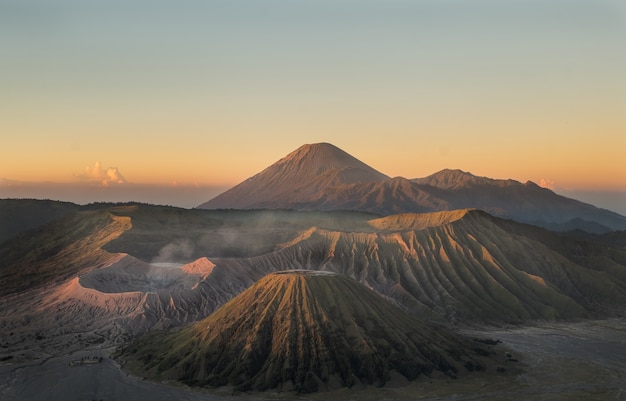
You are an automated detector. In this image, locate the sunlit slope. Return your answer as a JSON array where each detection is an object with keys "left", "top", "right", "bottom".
[
  {"left": 0, "top": 209, "right": 131, "bottom": 295},
  {"left": 121, "top": 272, "right": 495, "bottom": 392},
  {"left": 368, "top": 209, "right": 469, "bottom": 231},
  {"left": 224, "top": 209, "right": 626, "bottom": 322}
]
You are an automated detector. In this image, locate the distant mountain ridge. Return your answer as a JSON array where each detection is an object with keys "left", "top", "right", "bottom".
[
  {"left": 412, "top": 169, "right": 625, "bottom": 231},
  {"left": 199, "top": 143, "right": 626, "bottom": 231},
  {"left": 412, "top": 168, "right": 509, "bottom": 189}
]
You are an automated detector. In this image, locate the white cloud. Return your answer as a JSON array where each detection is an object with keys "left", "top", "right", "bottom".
[
  {"left": 539, "top": 178, "right": 556, "bottom": 190},
  {"left": 76, "top": 162, "right": 127, "bottom": 186}
]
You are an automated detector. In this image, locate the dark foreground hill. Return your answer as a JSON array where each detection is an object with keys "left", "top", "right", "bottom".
[
  {"left": 0, "top": 199, "right": 79, "bottom": 244},
  {"left": 119, "top": 271, "right": 499, "bottom": 392},
  {"left": 199, "top": 143, "right": 626, "bottom": 231},
  {"left": 0, "top": 208, "right": 131, "bottom": 295}
]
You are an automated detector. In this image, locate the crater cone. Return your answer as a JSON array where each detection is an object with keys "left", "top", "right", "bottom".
[{"left": 120, "top": 271, "right": 495, "bottom": 392}]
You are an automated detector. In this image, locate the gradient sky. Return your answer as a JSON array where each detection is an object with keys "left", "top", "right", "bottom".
[{"left": 1, "top": 0, "right": 625, "bottom": 210}]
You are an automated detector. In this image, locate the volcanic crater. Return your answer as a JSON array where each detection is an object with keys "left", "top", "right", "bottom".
[{"left": 78, "top": 254, "right": 215, "bottom": 293}]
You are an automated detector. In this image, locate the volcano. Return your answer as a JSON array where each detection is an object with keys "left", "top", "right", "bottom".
[
  {"left": 198, "top": 143, "right": 626, "bottom": 232},
  {"left": 120, "top": 271, "right": 495, "bottom": 392},
  {"left": 199, "top": 143, "right": 389, "bottom": 210}
]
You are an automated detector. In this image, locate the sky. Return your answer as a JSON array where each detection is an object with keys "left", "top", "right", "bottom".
[{"left": 1, "top": 0, "right": 625, "bottom": 212}]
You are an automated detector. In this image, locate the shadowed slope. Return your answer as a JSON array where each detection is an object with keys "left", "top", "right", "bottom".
[
  {"left": 0, "top": 199, "right": 79, "bottom": 244},
  {"left": 413, "top": 169, "right": 626, "bottom": 231},
  {"left": 413, "top": 169, "right": 511, "bottom": 190},
  {"left": 120, "top": 272, "right": 494, "bottom": 392},
  {"left": 304, "top": 176, "right": 453, "bottom": 214},
  {"left": 0, "top": 209, "right": 131, "bottom": 295}
]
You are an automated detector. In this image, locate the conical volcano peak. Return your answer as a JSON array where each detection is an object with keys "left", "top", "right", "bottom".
[
  {"left": 199, "top": 143, "right": 388, "bottom": 209},
  {"left": 285, "top": 142, "right": 353, "bottom": 158},
  {"left": 270, "top": 142, "right": 388, "bottom": 180},
  {"left": 282, "top": 142, "right": 344, "bottom": 160},
  {"left": 279, "top": 142, "right": 368, "bottom": 168},
  {"left": 122, "top": 271, "right": 496, "bottom": 392}
]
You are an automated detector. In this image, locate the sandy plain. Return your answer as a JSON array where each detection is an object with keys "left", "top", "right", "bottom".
[{"left": 1, "top": 319, "right": 624, "bottom": 401}]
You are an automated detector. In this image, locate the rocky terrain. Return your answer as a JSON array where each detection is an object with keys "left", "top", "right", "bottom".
[
  {"left": 119, "top": 271, "right": 501, "bottom": 392},
  {"left": 1, "top": 191, "right": 626, "bottom": 398},
  {"left": 1, "top": 204, "right": 625, "bottom": 368}
]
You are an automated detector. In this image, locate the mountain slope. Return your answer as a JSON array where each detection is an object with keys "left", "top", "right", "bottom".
[
  {"left": 120, "top": 271, "right": 496, "bottom": 392},
  {"left": 413, "top": 169, "right": 626, "bottom": 231},
  {"left": 199, "top": 144, "right": 626, "bottom": 231},
  {"left": 412, "top": 169, "right": 518, "bottom": 190},
  {"left": 0, "top": 208, "right": 131, "bottom": 295},
  {"left": 0, "top": 206, "right": 380, "bottom": 362},
  {"left": 215, "top": 209, "right": 626, "bottom": 323},
  {"left": 0, "top": 199, "right": 80, "bottom": 244},
  {"left": 199, "top": 143, "right": 389, "bottom": 209},
  {"left": 3, "top": 204, "right": 626, "bottom": 368}
]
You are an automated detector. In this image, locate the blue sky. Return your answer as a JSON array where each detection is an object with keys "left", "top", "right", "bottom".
[{"left": 1, "top": 0, "right": 624, "bottom": 211}]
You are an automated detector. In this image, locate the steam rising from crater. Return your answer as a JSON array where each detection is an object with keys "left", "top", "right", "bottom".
[{"left": 151, "top": 239, "right": 194, "bottom": 263}]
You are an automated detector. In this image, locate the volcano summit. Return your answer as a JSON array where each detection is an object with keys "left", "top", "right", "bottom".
[{"left": 199, "top": 143, "right": 388, "bottom": 210}]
